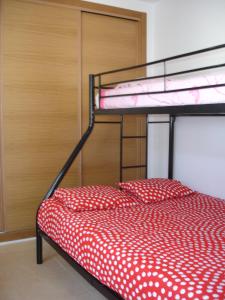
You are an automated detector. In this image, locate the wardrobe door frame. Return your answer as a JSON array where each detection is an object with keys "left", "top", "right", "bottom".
[
  {"left": 0, "top": 0, "right": 4, "bottom": 233},
  {"left": 36, "top": 0, "right": 146, "bottom": 61},
  {"left": 0, "top": 0, "right": 146, "bottom": 241}
]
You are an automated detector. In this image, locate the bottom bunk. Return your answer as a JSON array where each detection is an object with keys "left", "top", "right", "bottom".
[{"left": 37, "top": 179, "right": 225, "bottom": 300}]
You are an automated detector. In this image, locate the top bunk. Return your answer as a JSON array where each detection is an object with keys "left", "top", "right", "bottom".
[{"left": 93, "top": 43, "right": 225, "bottom": 115}]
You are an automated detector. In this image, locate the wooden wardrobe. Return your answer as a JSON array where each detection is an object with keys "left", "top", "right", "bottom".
[{"left": 0, "top": 0, "right": 146, "bottom": 240}]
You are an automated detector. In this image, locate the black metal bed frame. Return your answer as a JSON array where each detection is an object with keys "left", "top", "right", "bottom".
[{"left": 36, "top": 43, "right": 225, "bottom": 300}]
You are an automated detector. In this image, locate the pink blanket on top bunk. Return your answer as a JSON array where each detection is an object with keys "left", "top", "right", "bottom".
[{"left": 97, "top": 72, "right": 225, "bottom": 109}]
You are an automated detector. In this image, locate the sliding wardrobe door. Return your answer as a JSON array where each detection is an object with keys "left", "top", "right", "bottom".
[
  {"left": 82, "top": 12, "right": 146, "bottom": 185},
  {"left": 2, "top": 0, "right": 81, "bottom": 231},
  {"left": 0, "top": 191, "right": 3, "bottom": 232}
]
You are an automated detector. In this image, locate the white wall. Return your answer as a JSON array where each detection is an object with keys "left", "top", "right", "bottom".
[
  {"left": 149, "top": 0, "right": 225, "bottom": 199},
  {"left": 153, "top": 0, "right": 225, "bottom": 60}
]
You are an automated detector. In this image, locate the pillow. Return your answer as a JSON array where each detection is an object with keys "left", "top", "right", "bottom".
[
  {"left": 54, "top": 185, "right": 140, "bottom": 212},
  {"left": 118, "top": 178, "right": 193, "bottom": 203}
]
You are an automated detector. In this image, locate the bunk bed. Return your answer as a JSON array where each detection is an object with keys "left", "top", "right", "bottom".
[{"left": 36, "top": 44, "right": 225, "bottom": 300}]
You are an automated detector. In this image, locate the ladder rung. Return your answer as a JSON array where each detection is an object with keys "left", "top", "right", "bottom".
[
  {"left": 148, "top": 121, "right": 170, "bottom": 124},
  {"left": 122, "top": 165, "right": 147, "bottom": 169},
  {"left": 122, "top": 135, "right": 147, "bottom": 139},
  {"left": 95, "top": 121, "right": 121, "bottom": 124}
]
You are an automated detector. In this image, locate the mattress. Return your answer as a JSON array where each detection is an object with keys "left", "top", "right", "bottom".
[
  {"left": 38, "top": 193, "right": 225, "bottom": 300},
  {"left": 96, "top": 72, "right": 225, "bottom": 109}
]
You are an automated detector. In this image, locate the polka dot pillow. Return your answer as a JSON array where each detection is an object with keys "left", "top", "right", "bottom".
[
  {"left": 53, "top": 185, "right": 140, "bottom": 212},
  {"left": 118, "top": 178, "right": 193, "bottom": 203}
]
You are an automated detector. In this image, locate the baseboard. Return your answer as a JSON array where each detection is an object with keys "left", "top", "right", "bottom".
[
  {"left": 0, "top": 228, "right": 35, "bottom": 242},
  {"left": 0, "top": 237, "right": 35, "bottom": 246}
]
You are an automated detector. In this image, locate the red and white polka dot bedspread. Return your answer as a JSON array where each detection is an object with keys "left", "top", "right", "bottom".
[{"left": 38, "top": 192, "right": 225, "bottom": 300}]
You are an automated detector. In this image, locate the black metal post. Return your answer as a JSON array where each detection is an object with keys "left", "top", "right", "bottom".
[
  {"left": 168, "top": 115, "right": 176, "bottom": 179},
  {"left": 145, "top": 114, "right": 148, "bottom": 179},
  {"left": 98, "top": 75, "right": 101, "bottom": 109},
  {"left": 36, "top": 227, "right": 43, "bottom": 264},
  {"left": 120, "top": 115, "right": 124, "bottom": 182}
]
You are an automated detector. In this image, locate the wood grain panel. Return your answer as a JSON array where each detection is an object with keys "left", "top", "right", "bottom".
[
  {"left": 2, "top": 0, "right": 81, "bottom": 231},
  {"left": 123, "top": 168, "right": 146, "bottom": 182},
  {"left": 81, "top": 12, "right": 146, "bottom": 186},
  {"left": 0, "top": 228, "right": 35, "bottom": 242},
  {"left": 0, "top": 0, "right": 4, "bottom": 232},
  {"left": 40, "top": 0, "right": 144, "bottom": 21}
]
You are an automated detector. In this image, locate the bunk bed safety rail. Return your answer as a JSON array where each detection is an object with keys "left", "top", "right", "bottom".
[{"left": 94, "top": 43, "right": 225, "bottom": 110}]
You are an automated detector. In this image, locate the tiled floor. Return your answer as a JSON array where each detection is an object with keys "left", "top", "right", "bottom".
[{"left": 0, "top": 239, "right": 107, "bottom": 300}]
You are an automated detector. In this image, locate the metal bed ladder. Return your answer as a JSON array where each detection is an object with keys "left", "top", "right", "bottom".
[{"left": 120, "top": 114, "right": 148, "bottom": 181}]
